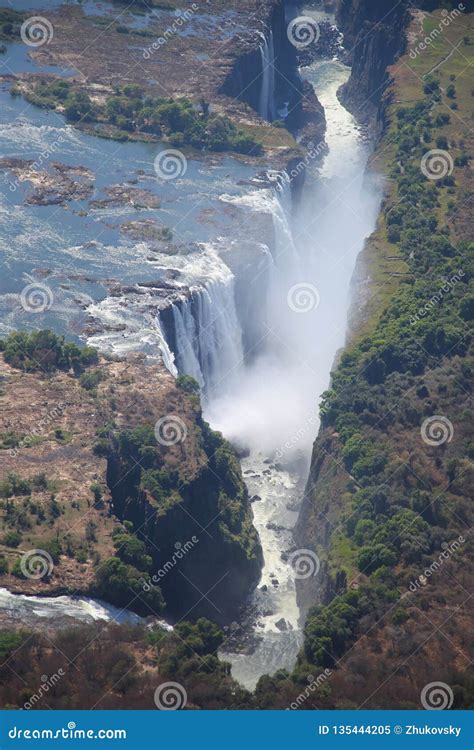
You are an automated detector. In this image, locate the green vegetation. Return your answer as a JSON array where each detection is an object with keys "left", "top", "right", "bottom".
[
  {"left": 93, "top": 556, "right": 164, "bottom": 615},
  {"left": 298, "top": 18, "right": 473, "bottom": 688},
  {"left": 0, "top": 9, "right": 24, "bottom": 41},
  {"left": 79, "top": 368, "right": 106, "bottom": 392},
  {"left": 18, "top": 81, "right": 263, "bottom": 155},
  {"left": 0, "top": 330, "right": 98, "bottom": 373}
]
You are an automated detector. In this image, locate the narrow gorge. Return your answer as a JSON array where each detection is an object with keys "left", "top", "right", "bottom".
[{"left": 0, "top": 0, "right": 472, "bottom": 713}]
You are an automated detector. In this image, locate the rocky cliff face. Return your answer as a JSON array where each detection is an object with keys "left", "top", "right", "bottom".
[
  {"left": 0, "top": 350, "right": 262, "bottom": 623},
  {"left": 220, "top": 0, "right": 326, "bottom": 144},
  {"left": 336, "top": 0, "right": 410, "bottom": 122},
  {"left": 107, "top": 408, "right": 263, "bottom": 625}
]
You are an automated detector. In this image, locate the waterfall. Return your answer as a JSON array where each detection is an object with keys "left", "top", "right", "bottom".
[
  {"left": 258, "top": 30, "right": 275, "bottom": 121},
  {"left": 162, "top": 277, "right": 244, "bottom": 398}
]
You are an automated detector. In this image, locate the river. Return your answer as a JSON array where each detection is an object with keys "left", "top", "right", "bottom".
[
  {"left": 215, "top": 40, "right": 381, "bottom": 688},
  {"left": 0, "top": 5, "right": 381, "bottom": 692}
]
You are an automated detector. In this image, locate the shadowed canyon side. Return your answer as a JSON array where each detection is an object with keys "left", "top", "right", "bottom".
[
  {"left": 0, "top": 0, "right": 472, "bottom": 714},
  {"left": 291, "top": 1, "right": 474, "bottom": 711}
]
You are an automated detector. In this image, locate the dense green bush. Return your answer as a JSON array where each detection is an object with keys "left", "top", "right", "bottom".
[
  {"left": 1, "top": 330, "right": 98, "bottom": 373},
  {"left": 94, "top": 556, "right": 164, "bottom": 615}
]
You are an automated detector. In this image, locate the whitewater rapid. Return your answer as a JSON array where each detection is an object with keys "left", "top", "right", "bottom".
[
  {"left": 0, "top": 587, "right": 165, "bottom": 628},
  {"left": 214, "top": 57, "right": 382, "bottom": 688}
]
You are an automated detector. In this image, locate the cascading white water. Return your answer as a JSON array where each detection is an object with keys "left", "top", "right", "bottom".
[
  {"left": 214, "top": 53, "right": 382, "bottom": 688},
  {"left": 163, "top": 275, "right": 244, "bottom": 398},
  {"left": 258, "top": 30, "right": 275, "bottom": 121}
]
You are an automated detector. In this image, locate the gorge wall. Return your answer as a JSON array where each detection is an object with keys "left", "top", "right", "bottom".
[
  {"left": 336, "top": 0, "right": 410, "bottom": 123},
  {"left": 220, "top": 0, "right": 326, "bottom": 144}
]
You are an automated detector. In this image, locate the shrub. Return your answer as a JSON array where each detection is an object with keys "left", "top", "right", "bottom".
[{"left": 2, "top": 530, "right": 21, "bottom": 548}]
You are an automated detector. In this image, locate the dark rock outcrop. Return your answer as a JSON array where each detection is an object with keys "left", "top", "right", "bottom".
[
  {"left": 220, "top": 0, "right": 326, "bottom": 143},
  {"left": 336, "top": 0, "right": 410, "bottom": 122},
  {"left": 107, "top": 414, "right": 263, "bottom": 625}
]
